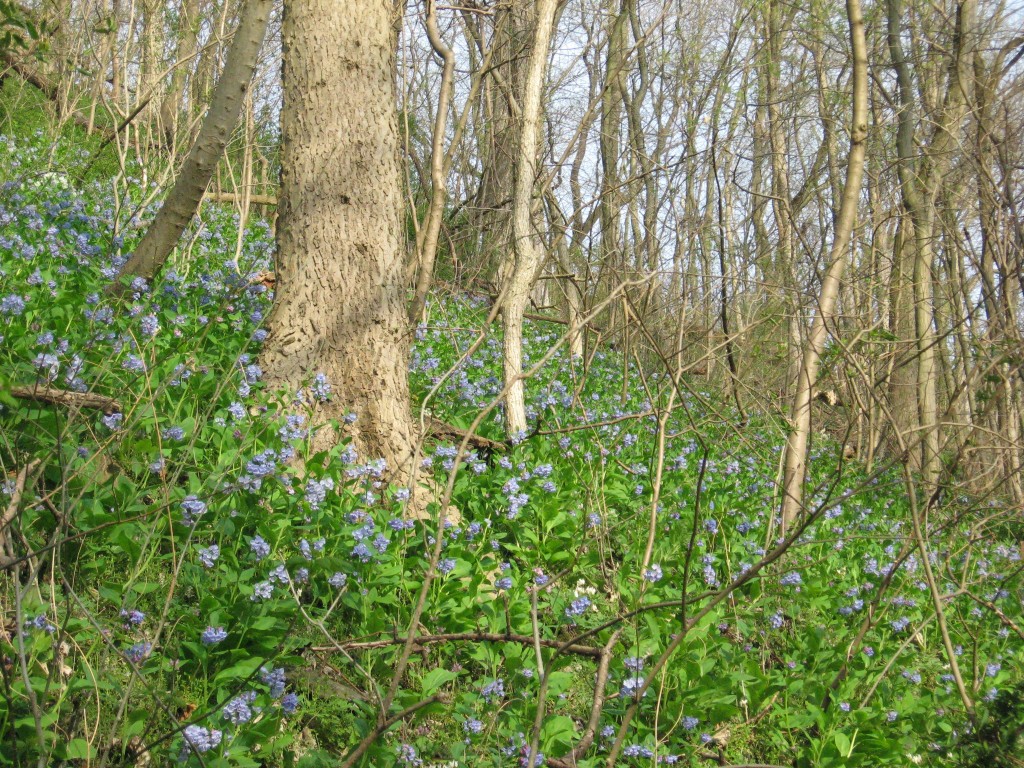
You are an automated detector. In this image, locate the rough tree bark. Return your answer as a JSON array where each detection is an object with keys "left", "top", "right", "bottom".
[
  {"left": 259, "top": 0, "right": 419, "bottom": 477},
  {"left": 498, "top": 0, "right": 559, "bottom": 438},
  {"left": 780, "top": 0, "right": 868, "bottom": 531},
  {"left": 113, "top": 0, "right": 273, "bottom": 286}
]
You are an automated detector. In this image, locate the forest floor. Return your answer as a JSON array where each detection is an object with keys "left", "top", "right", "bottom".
[{"left": 0, "top": 130, "right": 1021, "bottom": 768}]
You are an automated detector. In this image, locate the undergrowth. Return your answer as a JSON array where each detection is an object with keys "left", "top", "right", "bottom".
[{"left": 0, "top": 133, "right": 1021, "bottom": 768}]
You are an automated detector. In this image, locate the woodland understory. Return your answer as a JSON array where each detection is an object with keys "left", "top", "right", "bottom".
[{"left": 0, "top": 0, "right": 1022, "bottom": 766}]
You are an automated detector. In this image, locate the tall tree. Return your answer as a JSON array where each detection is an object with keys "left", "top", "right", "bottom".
[
  {"left": 259, "top": 0, "right": 419, "bottom": 476},
  {"left": 158, "top": 0, "right": 202, "bottom": 148},
  {"left": 781, "top": 0, "right": 868, "bottom": 530},
  {"left": 886, "top": 0, "right": 977, "bottom": 488},
  {"left": 498, "top": 0, "right": 559, "bottom": 437},
  {"left": 113, "top": 0, "right": 273, "bottom": 286},
  {"left": 473, "top": 0, "right": 533, "bottom": 287}
]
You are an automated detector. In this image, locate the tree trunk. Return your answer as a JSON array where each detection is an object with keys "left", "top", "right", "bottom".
[
  {"left": 474, "top": 0, "right": 532, "bottom": 286},
  {"left": 498, "top": 0, "right": 559, "bottom": 438},
  {"left": 260, "top": 0, "right": 418, "bottom": 476},
  {"left": 408, "top": 0, "right": 456, "bottom": 324},
  {"left": 886, "top": 0, "right": 976, "bottom": 489},
  {"left": 781, "top": 0, "right": 867, "bottom": 531},
  {"left": 158, "top": 0, "right": 202, "bottom": 148},
  {"left": 596, "top": 0, "right": 628, "bottom": 336},
  {"left": 114, "top": 0, "right": 273, "bottom": 286}
]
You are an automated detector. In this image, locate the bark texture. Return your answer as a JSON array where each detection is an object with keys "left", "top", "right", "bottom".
[
  {"left": 114, "top": 0, "right": 273, "bottom": 285},
  {"left": 259, "top": 0, "right": 418, "bottom": 475}
]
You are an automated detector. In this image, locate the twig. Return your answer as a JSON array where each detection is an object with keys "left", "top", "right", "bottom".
[
  {"left": 312, "top": 631, "right": 604, "bottom": 658},
  {"left": 0, "top": 459, "right": 41, "bottom": 534},
  {"left": 339, "top": 694, "right": 442, "bottom": 768},
  {"left": 546, "top": 629, "right": 622, "bottom": 768}
]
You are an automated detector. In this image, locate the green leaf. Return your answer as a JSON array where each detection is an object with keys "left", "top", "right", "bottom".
[
  {"left": 420, "top": 667, "right": 457, "bottom": 694},
  {"left": 546, "top": 671, "right": 573, "bottom": 696},
  {"left": 834, "top": 731, "right": 851, "bottom": 757},
  {"left": 214, "top": 656, "right": 265, "bottom": 684},
  {"left": 65, "top": 739, "right": 94, "bottom": 760},
  {"left": 540, "top": 715, "right": 577, "bottom": 751}
]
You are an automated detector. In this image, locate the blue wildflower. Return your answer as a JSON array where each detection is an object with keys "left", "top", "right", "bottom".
[
  {"left": 222, "top": 691, "right": 258, "bottom": 724},
  {"left": 621, "top": 677, "right": 646, "bottom": 698},
  {"left": 890, "top": 617, "right": 910, "bottom": 632},
  {"left": 124, "top": 642, "right": 152, "bottom": 664},
  {"left": 202, "top": 626, "right": 228, "bottom": 645},
  {"left": 0, "top": 294, "right": 26, "bottom": 315},
  {"left": 102, "top": 412, "right": 123, "bottom": 430},
  {"left": 162, "top": 426, "right": 185, "bottom": 441},
  {"left": 352, "top": 542, "right": 373, "bottom": 562},
  {"left": 261, "top": 666, "right": 286, "bottom": 698},
  {"left": 397, "top": 744, "right": 422, "bottom": 766},
  {"left": 310, "top": 372, "right": 331, "bottom": 402},
  {"left": 140, "top": 315, "right": 159, "bottom": 337},
  {"left": 481, "top": 678, "right": 504, "bottom": 702},
  {"left": 251, "top": 581, "right": 274, "bottom": 601},
  {"left": 250, "top": 535, "right": 270, "bottom": 559},
  {"left": 565, "top": 596, "right": 591, "bottom": 617},
  {"left": 180, "top": 495, "right": 207, "bottom": 525},
  {"left": 120, "top": 609, "right": 145, "bottom": 627},
  {"left": 780, "top": 571, "right": 802, "bottom": 587},
  {"left": 198, "top": 544, "right": 220, "bottom": 568},
  {"left": 281, "top": 692, "right": 299, "bottom": 714},
  {"left": 181, "top": 725, "right": 222, "bottom": 754}
]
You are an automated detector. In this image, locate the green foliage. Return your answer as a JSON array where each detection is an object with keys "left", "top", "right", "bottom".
[
  {"left": 0, "top": 134, "right": 1020, "bottom": 768},
  {"left": 953, "top": 683, "right": 1024, "bottom": 767},
  {"left": 0, "top": 0, "right": 47, "bottom": 56}
]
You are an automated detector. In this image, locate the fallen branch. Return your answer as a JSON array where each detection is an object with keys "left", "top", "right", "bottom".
[
  {"left": 545, "top": 629, "right": 621, "bottom": 768},
  {"left": 1, "top": 52, "right": 110, "bottom": 139},
  {"left": 313, "top": 631, "right": 603, "bottom": 659},
  {"left": 9, "top": 385, "right": 121, "bottom": 414},
  {"left": 425, "top": 415, "right": 507, "bottom": 453}
]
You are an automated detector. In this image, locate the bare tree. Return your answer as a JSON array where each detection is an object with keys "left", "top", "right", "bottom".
[
  {"left": 113, "top": 0, "right": 273, "bottom": 287},
  {"left": 781, "top": 0, "right": 868, "bottom": 530},
  {"left": 497, "top": 0, "right": 559, "bottom": 437},
  {"left": 157, "top": 0, "right": 202, "bottom": 148}
]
